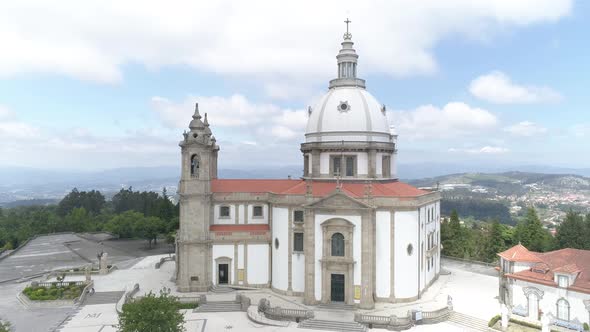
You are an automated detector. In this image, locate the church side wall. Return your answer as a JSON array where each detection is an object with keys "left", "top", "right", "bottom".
[
  {"left": 248, "top": 204, "right": 269, "bottom": 224},
  {"left": 247, "top": 244, "right": 269, "bottom": 285},
  {"left": 292, "top": 252, "right": 305, "bottom": 293},
  {"left": 394, "top": 210, "right": 419, "bottom": 299},
  {"left": 272, "top": 207, "right": 289, "bottom": 291},
  {"left": 375, "top": 210, "right": 391, "bottom": 298},
  {"left": 213, "top": 204, "right": 235, "bottom": 224},
  {"left": 212, "top": 244, "right": 235, "bottom": 285}
]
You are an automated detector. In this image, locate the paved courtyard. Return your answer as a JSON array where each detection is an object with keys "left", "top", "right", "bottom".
[{"left": 0, "top": 234, "right": 501, "bottom": 331}]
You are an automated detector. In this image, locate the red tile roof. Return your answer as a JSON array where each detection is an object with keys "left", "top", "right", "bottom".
[
  {"left": 211, "top": 179, "right": 428, "bottom": 198},
  {"left": 497, "top": 243, "right": 542, "bottom": 263},
  {"left": 501, "top": 245, "right": 590, "bottom": 294}
]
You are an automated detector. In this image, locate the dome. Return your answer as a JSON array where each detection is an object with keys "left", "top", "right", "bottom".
[{"left": 305, "top": 86, "right": 392, "bottom": 143}]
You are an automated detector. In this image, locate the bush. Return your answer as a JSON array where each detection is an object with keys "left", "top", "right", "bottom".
[
  {"left": 176, "top": 302, "right": 198, "bottom": 310},
  {"left": 119, "top": 290, "right": 185, "bottom": 332},
  {"left": 22, "top": 284, "right": 83, "bottom": 301},
  {"left": 0, "top": 321, "right": 11, "bottom": 332},
  {"left": 583, "top": 322, "right": 589, "bottom": 331},
  {"left": 488, "top": 314, "right": 501, "bottom": 327}
]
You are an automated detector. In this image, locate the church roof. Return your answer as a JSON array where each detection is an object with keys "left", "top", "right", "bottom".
[{"left": 210, "top": 179, "right": 428, "bottom": 198}]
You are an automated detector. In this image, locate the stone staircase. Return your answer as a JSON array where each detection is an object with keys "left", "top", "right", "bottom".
[
  {"left": 298, "top": 319, "right": 367, "bottom": 332},
  {"left": 83, "top": 291, "right": 125, "bottom": 305},
  {"left": 316, "top": 303, "right": 355, "bottom": 311},
  {"left": 210, "top": 284, "right": 234, "bottom": 293},
  {"left": 447, "top": 311, "right": 489, "bottom": 331},
  {"left": 194, "top": 301, "right": 242, "bottom": 313}
]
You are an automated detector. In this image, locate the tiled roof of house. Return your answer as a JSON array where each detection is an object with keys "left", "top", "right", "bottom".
[
  {"left": 501, "top": 245, "right": 590, "bottom": 294},
  {"left": 210, "top": 179, "right": 428, "bottom": 198},
  {"left": 497, "top": 243, "right": 542, "bottom": 263}
]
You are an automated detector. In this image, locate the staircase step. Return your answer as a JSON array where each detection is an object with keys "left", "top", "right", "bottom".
[
  {"left": 194, "top": 301, "right": 242, "bottom": 313},
  {"left": 448, "top": 312, "right": 488, "bottom": 331},
  {"left": 316, "top": 303, "right": 355, "bottom": 311},
  {"left": 298, "top": 319, "right": 366, "bottom": 332}
]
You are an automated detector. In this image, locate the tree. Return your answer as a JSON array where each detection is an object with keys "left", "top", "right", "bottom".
[
  {"left": 57, "top": 188, "right": 105, "bottom": 216},
  {"left": 514, "top": 207, "right": 554, "bottom": 252},
  {"left": 135, "top": 217, "right": 166, "bottom": 248},
  {"left": 484, "top": 220, "right": 506, "bottom": 262},
  {"left": 105, "top": 211, "right": 144, "bottom": 238},
  {"left": 118, "top": 290, "right": 185, "bottom": 332},
  {"left": 0, "top": 320, "right": 11, "bottom": 332},
  {"left": 555, "top": 212, "right": 590, "bottom": 250}
]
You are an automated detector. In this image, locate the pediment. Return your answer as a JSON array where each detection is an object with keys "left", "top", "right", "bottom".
[{"left": 306, "top": 190, "right": 371, "bottom": 209}]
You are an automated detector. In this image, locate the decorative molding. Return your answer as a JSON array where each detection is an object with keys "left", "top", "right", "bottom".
[{"left": 523, "top": 286, "right": 544, "bottom": 299}]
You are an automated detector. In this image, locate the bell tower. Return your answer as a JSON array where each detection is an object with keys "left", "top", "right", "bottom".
[{"left": 176, "top": 103, "right": 219, "bottom": 292}]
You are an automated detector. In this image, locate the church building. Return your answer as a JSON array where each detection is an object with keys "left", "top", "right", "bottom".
[{"left": 175, "top": 23, "right": 441, "bottom": 309}]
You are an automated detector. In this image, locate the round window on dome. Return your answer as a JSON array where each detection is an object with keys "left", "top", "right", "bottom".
[{"left": 337, "top": 101, "right": 350, "bottom": 113}]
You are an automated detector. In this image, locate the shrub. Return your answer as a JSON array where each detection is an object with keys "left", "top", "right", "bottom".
[
  {"left": 0, "top": 320, "right": 11, "bottom": 332},
  {"left": 22, "top": 284, "right": 83, "bottom": 301},
  {"left": 509, "top": 318, "right": 541, "bottom": 329},
  {"left": 488, "top": 314, "right": 501, "bottom": 327},
  {"left": 583, "top": 322, "right": 589, "bottom": 331},
  {"left": 176, "top": 302, "right": 198, "bottom": 310}
]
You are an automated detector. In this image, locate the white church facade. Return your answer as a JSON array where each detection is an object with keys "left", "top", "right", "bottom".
[{"left": 175, "top": 25, "right": 441, "bottom": 309}]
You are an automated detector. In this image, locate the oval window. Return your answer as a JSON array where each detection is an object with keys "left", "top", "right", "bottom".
[
  {"left": 407, "top": 244, "right": 413, "bottom": 256},
  {"left": 274, "top": 238, "right": 280, "bottom": 250}
]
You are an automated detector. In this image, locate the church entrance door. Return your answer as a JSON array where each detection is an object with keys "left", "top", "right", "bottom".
[
  {"left": 330, "top": 274, "right": 345, "bottom": 302},
  {"left": 218, "top": 264, "right": 229, "bottom": 284}
]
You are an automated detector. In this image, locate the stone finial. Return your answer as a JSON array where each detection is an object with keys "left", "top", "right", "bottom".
[
  {"left": 193, "top": 103, "right": 201, "bottom": 119},
  {"left": 204, "top": 113, "right": 209, "bottom": 126}
]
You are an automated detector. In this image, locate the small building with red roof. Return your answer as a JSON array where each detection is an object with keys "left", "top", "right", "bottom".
[
  {"left": 498, "top": 244, "right": 590, "bottom": 330},
  {"left": 174, "top": 25, "right": 442, "bottom": 310}
]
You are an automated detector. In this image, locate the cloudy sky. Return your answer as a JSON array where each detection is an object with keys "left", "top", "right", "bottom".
[{"left": 0, "top": 0, "right": 588, "bottom": 172}]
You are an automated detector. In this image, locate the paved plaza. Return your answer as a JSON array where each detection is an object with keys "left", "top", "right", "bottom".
[{"left": 0, "top": 234, "right": 501, "bottom": 331}]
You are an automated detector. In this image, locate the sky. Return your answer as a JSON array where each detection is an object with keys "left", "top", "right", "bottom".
[{"left": 0, "top": 0, "right": 589, "bottom": 172}]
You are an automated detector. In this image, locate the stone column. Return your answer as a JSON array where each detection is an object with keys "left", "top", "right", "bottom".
[
  {"left": 368, "top": 148, "right": 376, "bottom": 178},
  {"left": 303, "top": 208, "right": 316, "bottom": 305},
  {"left": 360, "top": 210, "right": 375, "bottom": 309},
  {"left": 311, "top": 150, "right": 321, "bottom": 177}
]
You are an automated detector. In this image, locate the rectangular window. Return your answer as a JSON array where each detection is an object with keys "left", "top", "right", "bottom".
[
  {"left": 294, "top": 233, "right": 304, "bottom": 252},
  {"left": 332, "top": 156, "right": 341, "bottom": 176},
  {"left": 558, "top": 275, "right": 569, "bottom": 288},
  {"left": 382, "top": 155, "right": 391, "bottom": 177},
  {"left": 252, "top": 205, "right": 263, "bottom": 217},
  {"left": 219, "top": 206, "right": 230, "bottom": 218},
  {"left": 293, "top": 210, "right": 304, "bottom": 223},
  {"left": 345, "top": 156, "right": 355, "bottom": 176}
]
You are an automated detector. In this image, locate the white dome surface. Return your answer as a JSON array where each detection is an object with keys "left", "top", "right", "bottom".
[{"left": 305, "top": 86, "right": 392, "bottom": 143}]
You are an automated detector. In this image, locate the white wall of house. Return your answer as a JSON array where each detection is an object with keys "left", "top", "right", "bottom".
[
  {"left": 271, "top": 207, "right": 289, "bottom": 291},
  {"left": 292, "top": 252, "right": 305, "bottom": 293},
  {"left": 247, "top": 244, "right": 269, "bottom": 285},
  {"left": 213, "top": 204, "right": 235, "bottom": 224},
  {"left": 248, "top": 204, "right": 269, "bottom": 224},
  {"left": 237, "top": 204, "right": 245, "bottom": 224},
  {"left": 394, "top": 210, "right": 419, "bottom": 299},
  {"left": 511, "top": 280, "right": 590, "bottom": 326},
  {"left": 212, "top": 244, "right": 234, "bottom": 285},
  {"left": 375, "top": 210, "right": 391, "bottom": 298}
]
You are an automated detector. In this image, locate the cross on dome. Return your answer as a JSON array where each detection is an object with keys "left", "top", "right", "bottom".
[{"left": 344, "top": 18, "right": 352, "bottom": 40}]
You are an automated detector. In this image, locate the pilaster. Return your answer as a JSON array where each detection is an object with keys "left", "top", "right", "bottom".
[
  {"left": 303, "top": 208, "right": 316, "bottom": 305},
  {"left": 360, "top": 209, "right": 375, "bottom": 309}
]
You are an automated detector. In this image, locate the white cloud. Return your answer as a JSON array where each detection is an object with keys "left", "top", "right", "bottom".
[
  {"left": 391, "top": 102, "right": 498, "bottom": 140},
  {"left": 469, "top": 71, "right": 562, "bottom": 104},
  {"left": 151, "top": 94, "right": 307, "bottom": 141},
  {"left": 571, "top": 123, "right": 590, "bottom": 138},
  {"left": 0, "top": 1, "right": 572, "bottom": 96},
  {"left": 448, "top": 146, "right": 509, "bottom": 154},
  {"left": 504, "top": 121, "right": 548, "bottom": 137},
  {"left": 0, "top": 105, "right": 39, "bottom": 138}
]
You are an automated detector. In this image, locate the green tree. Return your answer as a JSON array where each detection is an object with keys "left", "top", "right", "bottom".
[
  {"left": 514, "top": 207, "right": 554, "bottom": 252},
  {"left": 105, "top": 211, "right": 144, "bottom": 238},
  {"left": 118, "top": 290, "right": 185, "bottom": 332},
  {"left": 135, "top": 217, "right": 166, "bottom": 248},
  {"left": 0, "top": 320, "right": 11, "bottom": 332},
  {"left": 57, "top": 188, "right": 105, "bottom": 216},
  {"left": 483, "top": 220, "right": 506, "bottom": 262},
  {"left": 556, "top": 211, "right": 587, "bottom": 249}
]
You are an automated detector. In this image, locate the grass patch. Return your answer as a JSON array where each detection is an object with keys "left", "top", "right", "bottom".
[{"left": 23, "top": 283, "right": 83, "bottom": 301}]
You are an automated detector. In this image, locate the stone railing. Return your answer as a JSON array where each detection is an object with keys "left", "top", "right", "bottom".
[
  {"left": 354, "top": 312, "right": 413, "bottom": 330},
  {"left": 258, "top": 298, "right": 314, "bottom": 323},
  {"left": 155, "top": 255, "right": 175, "bottom": 269},
  {"left": 552, "top": 318, "right": 584, "bottom": 332},
  {"left": 76, "top": 280, "right": 94, "bottom": 305},
  {"left": 418, "top": 306, "right": 452, "bottom": 324},
  {"left": 34, "top": 280, "right": 87, "bottom": 288},
  {"left": 116, "top": 283, "right": 140, "bottom": 314}
]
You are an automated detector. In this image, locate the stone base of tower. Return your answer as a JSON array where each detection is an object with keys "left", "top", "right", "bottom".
[{"left": 175, "top": 241, "right": 211, "bottom": 293}]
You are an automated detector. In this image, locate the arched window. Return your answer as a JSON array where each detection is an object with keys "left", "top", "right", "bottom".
[
  {"left": 557, "top": 298, "right": 570, "bottom": 321},
  {"left": 331, "top": 233, "right": 345, "bottom": 257},
  {"left": 190, "top": 155, "right": 199, "bottom": 177}
]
